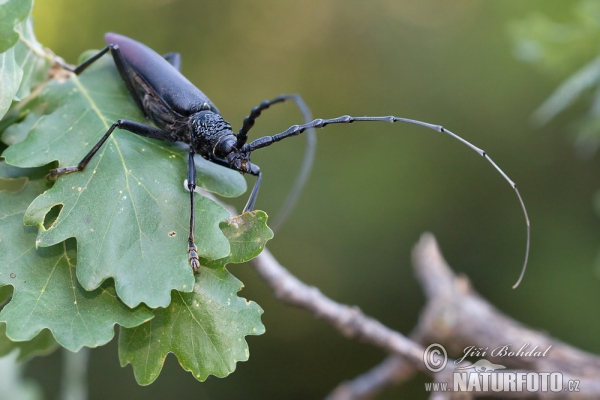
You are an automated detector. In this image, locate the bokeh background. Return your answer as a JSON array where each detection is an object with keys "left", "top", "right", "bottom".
[{"left": 23, "top": 0, "right": 600, "bottom": 398}]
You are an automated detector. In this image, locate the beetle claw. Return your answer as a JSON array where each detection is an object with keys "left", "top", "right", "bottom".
[
  {"left": 188, "top": 242, "right": 200, "bottom": 274},
  {"left": 46, "top": 166, "right": 80, "bottom": 181}
]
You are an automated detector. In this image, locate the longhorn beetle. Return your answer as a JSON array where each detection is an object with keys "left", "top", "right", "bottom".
[{"left": 51, "top": 33, "right": 531, "bottom": 288}]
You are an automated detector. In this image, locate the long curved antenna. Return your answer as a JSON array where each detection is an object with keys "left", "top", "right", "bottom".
[
  {"left": 248, "top": 115, "right": 530, "bottom": 288},
  {"left": 236, "top": 94, "right": 317, "bottom": 233},
  {"left": 270, "top": 97, "right": 316, "bottom": 232},
  {"left": 512, "top": 187, "right": 530, "bottom": 289}
]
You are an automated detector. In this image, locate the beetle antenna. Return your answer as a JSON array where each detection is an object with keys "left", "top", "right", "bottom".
[
  {"left": 512, "top": 187, "right": 530, "bottom": 289},
  {"left": 270, "top": 97, "right": 316, "bottom": 232},
  {"left": 236, "top": 94, "right": 317, "bottom": 232},
  {"left": 248, "top": 115, "right": 531, "bottom": 287}
]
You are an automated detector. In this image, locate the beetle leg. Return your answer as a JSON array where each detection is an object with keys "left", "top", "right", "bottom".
[
  {"left": 235, "top": 95, "right": 316, "bottom": 230},
  {"left": 58, "top": 44, "right": 147, "bottom": 116},
  {"left": 186, "top": 148, "right": 201, "bottom": 273},
  {"left": 243, "top": 168, "right": 262, "bottom": 213},
  {"left": 56, "top": 46, "right": 112, "bottom": 75},
  {"left": 162, "top": 52, "right": 181, "bottom": 72},
  {"left": 206, "top": 155, "right": 262, "bottom": 213},
  {"left": 47, "top": 119, "right": 174, "bottom": 179}
]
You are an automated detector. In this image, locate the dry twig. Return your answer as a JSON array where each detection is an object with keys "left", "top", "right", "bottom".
[{"left": 250, "top": 232, "right": 600, "bottom": 399}]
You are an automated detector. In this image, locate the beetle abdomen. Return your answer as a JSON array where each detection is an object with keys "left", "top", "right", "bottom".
[{"left": 105, "top": 33, "right": 220, "bottom": 117}]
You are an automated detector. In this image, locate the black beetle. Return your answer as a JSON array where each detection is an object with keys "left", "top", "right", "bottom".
[{"left": 51, "top": 33, "right": 530, "bottom": 287}]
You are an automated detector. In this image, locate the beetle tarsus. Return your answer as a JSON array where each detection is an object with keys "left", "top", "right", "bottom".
[
  {"left": 46, "top": 166, "right": 81, "bottom": 180},
  {"left": 188, "top": 242, "right": 200, "bottom": 274}
]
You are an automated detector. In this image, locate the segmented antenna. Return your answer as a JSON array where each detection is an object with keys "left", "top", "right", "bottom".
[{"left": 249, "top": 115, "right": 531, "bottom": 287}]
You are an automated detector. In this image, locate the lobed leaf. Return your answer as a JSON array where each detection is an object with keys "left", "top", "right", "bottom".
[
  {"left": 0, "top": 324, "right": 58, "bottom": 362},
  {"left": 2, "top": 54, "right": 249, "bottom": 308},
  {"left": 119, "top": 212, "right": 272, "bottom": 384},
  {"left": 0, "top": 14, "right": 51, "bottom": 121},
  {"left": 0, "top": 177, "right": 154, "bottom": 351},
  {"left": 204, "top": 211, "right": 274, "bottom": 268},
  {"left": 0, "top": 0, "right": 32, "bottom": 53}
]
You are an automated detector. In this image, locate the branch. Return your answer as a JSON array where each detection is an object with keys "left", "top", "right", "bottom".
[
  {"left": 327, "top": 234, "right": 600, "bottom": 399},
  {"left": 202, "top": 186, "right": 600, "bottom": 399},
  {"left": 326, "top": 353, "right": 416, "bottom": 400},
  {"left": 198, "top": 189, "right": 426, "bottom": 370},
  {"left": 250, "top": 247, "right": 426, "bottom": 369}
]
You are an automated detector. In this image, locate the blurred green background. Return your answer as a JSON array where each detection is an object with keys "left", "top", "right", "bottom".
[{"left": 24, "top": 0, "right": 600, "bottom": 398}]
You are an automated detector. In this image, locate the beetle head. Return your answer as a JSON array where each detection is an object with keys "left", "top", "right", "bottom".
[{"left": 226, "top": 145, "right": 254, "bottom": 174}]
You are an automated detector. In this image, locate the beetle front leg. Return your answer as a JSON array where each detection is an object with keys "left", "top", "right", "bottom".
[
  {"left": 206, "top": 155, "right": 263, "bottom": 213},
  {"left": 243, "top": 166, "right": 262, "bottom": 213}
]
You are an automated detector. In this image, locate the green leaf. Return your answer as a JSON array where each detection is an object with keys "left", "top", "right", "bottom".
[
  {"left": 0, "top": 0, "right": 32, "bottom": 53},
  {"left": 1, "top": 90, "right": 47, "bottom": 144},
  {"left": 510, "top": 0, "right": 600, "bottom": 158},
  {"left": 0, "top": 15, "right": 51, "bottom": 121},
  {"left": 194, "top": 155, "right": 246, "bottom": 198},
  {"left": 10, "top": 18, "right": 50, "bottom": 102},
  {"left": 0, "top": 161, "right": 48, "bottom": 184},
  {"left": 509, "top": 1, "right": 600, "bottom": 76},
  {"left": 0, "top": 325, "right": 58, "bottom": 362},
  {"left": 1, "top": 112, "right": 41, "bottom": 146},
  {"left": 0, "top": 177, "right": 154, "bottom": 351},
  {"left": 119, "top": 212, "right": 271, "bottom": 384},
  {"left": 204, "top": 211, "right": 274, "bottom": 268},
  {"left": 0, "top": 177, "right": 27, "bottom": 192},
  {"left": 1, "top": 54, "right": 250, "bottom": 308},
  {"left": 0, "top": 47, "right": 22, "bottom": 122},
  {"left": 532, "top": 56, "right": 600, "bottom": 126}
]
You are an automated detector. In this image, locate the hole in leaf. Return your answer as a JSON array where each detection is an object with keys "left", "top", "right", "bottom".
[
  {"left": 0, "top": 285, "right": 14, "bottom": 309},
  {"left": 43, "top": 204, "right": 63, "bottom": 230}
]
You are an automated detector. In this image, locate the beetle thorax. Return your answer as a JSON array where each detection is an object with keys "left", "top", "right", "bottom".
[{"left": 189, "top": 111, "right": 234, "bottom": 157}]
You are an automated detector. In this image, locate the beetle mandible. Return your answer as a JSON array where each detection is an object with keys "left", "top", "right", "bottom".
[{"left": 51, "top": 33, "right": 530, "bottom": 287}]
